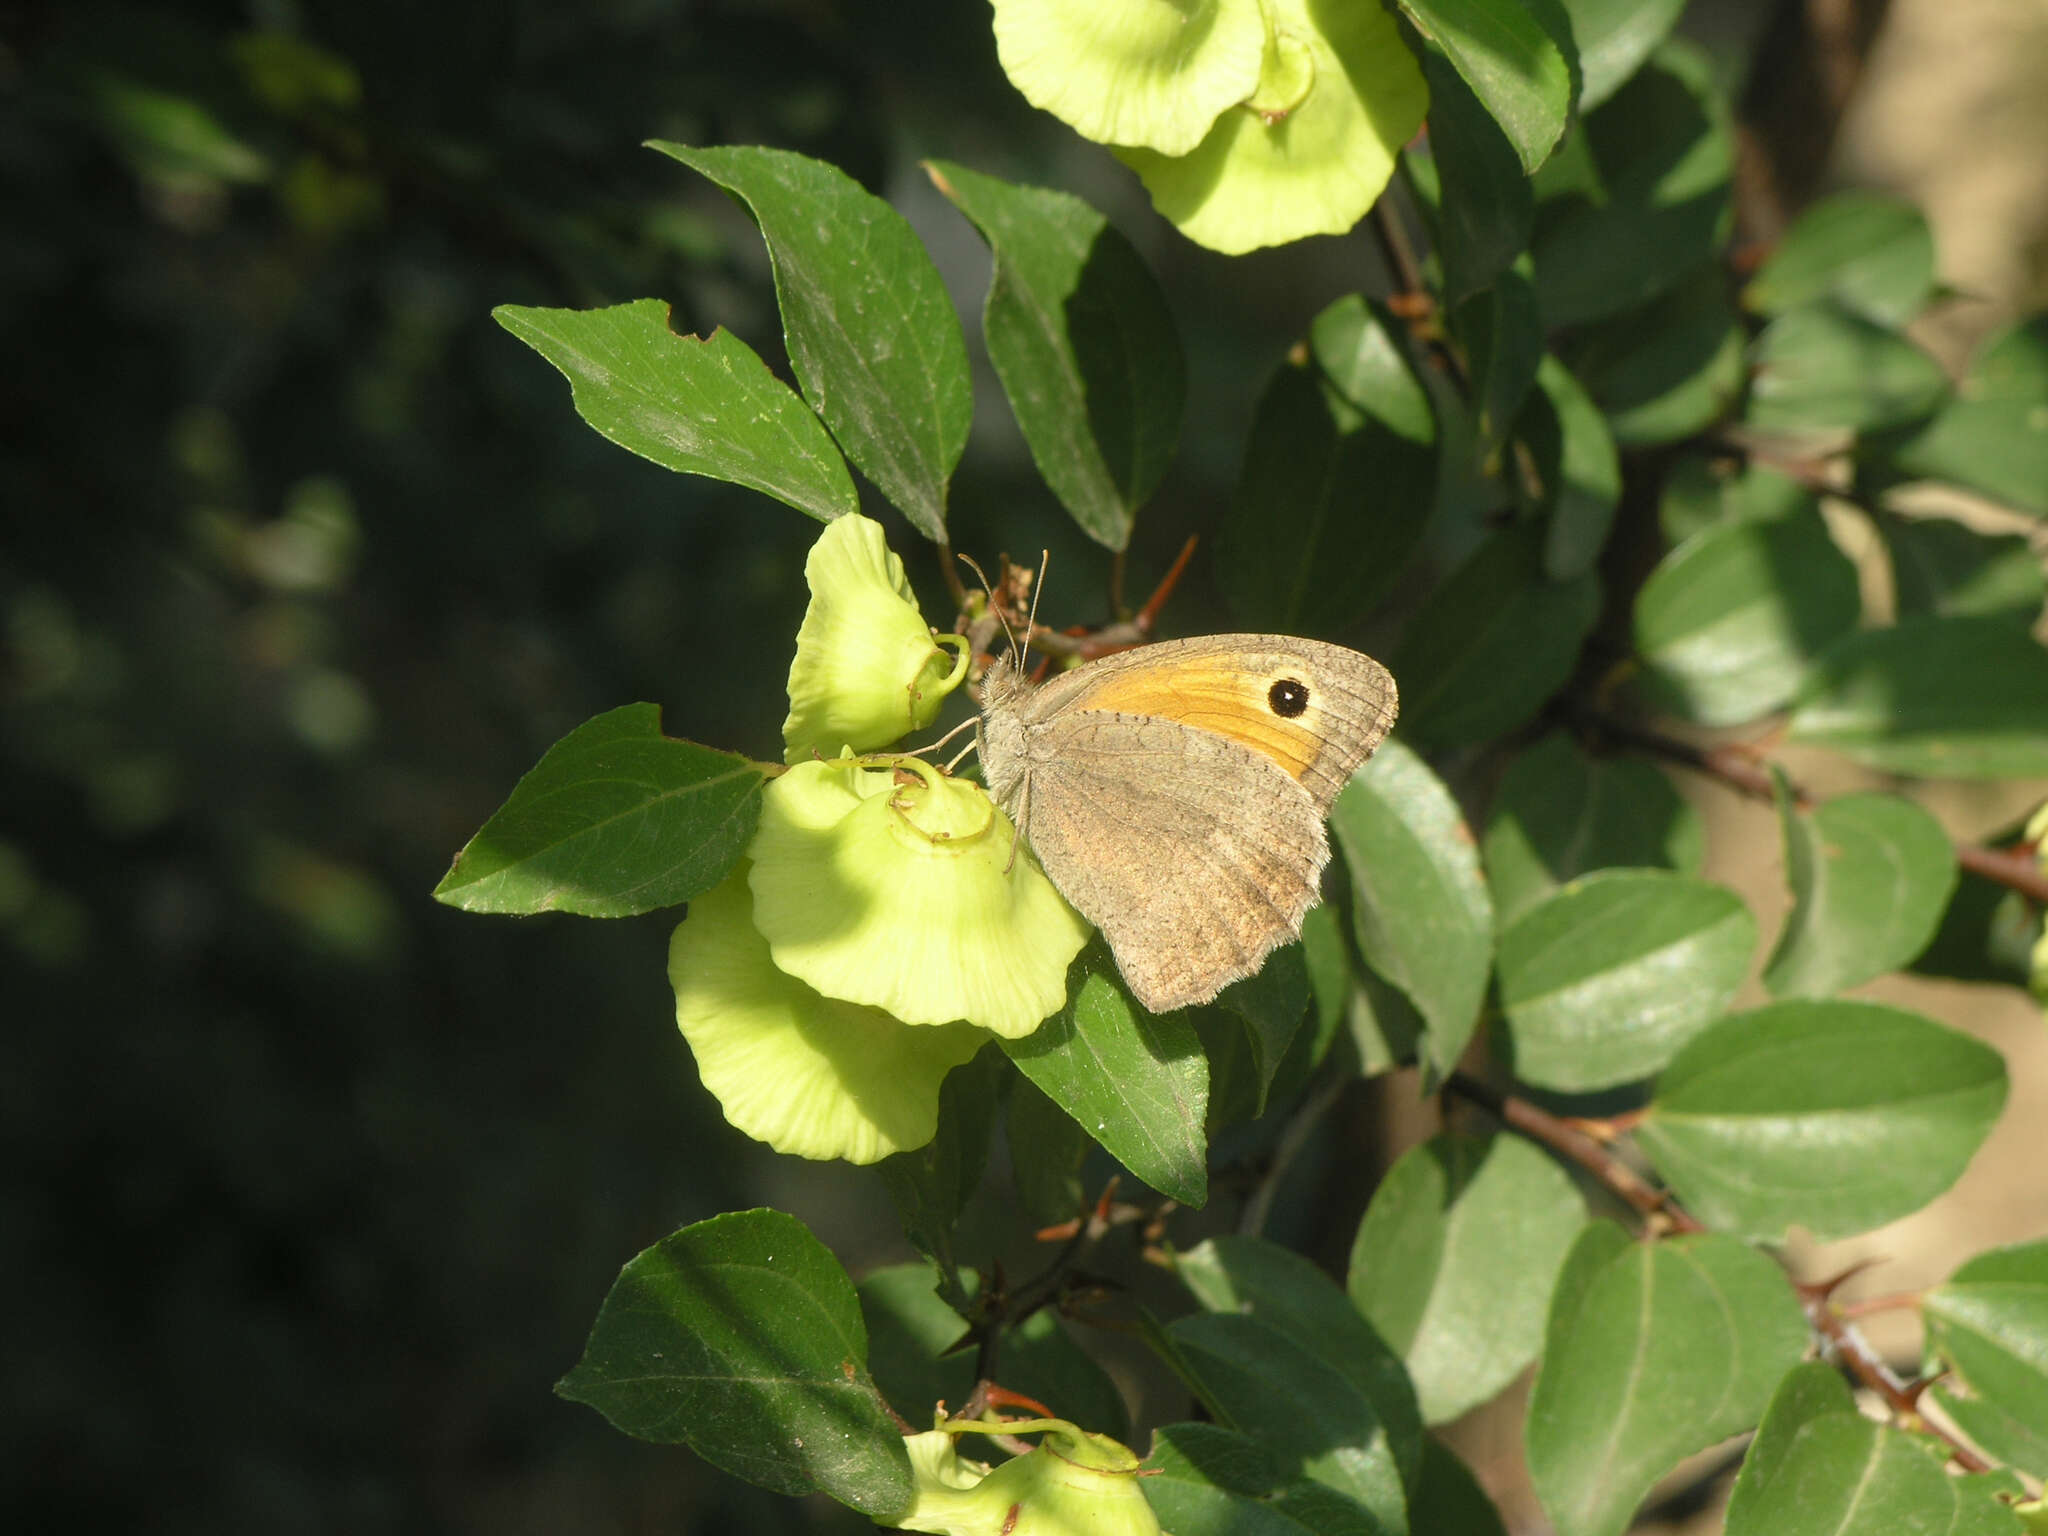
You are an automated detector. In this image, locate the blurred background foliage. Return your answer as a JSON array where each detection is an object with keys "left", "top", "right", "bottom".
[{"left": 5, "top": 1, "right": 2047, "bottom": 1532}]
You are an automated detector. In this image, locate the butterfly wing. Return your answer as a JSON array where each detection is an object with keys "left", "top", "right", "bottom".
[
  {"left": 1015, "top": 635, "right": 1397, "bottom": 810},
  {"left": 1019, "top": 710, "right": 1333, "bottom": 1013}
]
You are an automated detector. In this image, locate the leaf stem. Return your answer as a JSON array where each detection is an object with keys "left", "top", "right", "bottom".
[{"left": 1796, "top": 1279, "right": 1993, "bottom": 1472}]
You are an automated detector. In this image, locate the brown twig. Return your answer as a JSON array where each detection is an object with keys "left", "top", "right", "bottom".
[
  {"left": 1445, "top": 1072, "right": 1702, "bottom": 1232},
  {"left": 1798, "top": 1274, "right": 1992, "bottom": 1473},
  {"left": 1573, "top": 709, "right": 2048, "bottom": 907}
]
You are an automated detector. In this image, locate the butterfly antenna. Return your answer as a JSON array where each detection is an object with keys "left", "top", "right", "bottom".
[
  {"left": 955, "top": 551, "right": 1020, "bottom": 666},
  {"left": 1019, "top": 549, "right": 1049, "bottom": 672}
]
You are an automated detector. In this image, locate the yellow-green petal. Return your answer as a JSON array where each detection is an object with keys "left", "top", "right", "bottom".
[
  {"left": 1118, "top": 0, "right": 1427, "bottom": 254},
  {"left": 748, "top": 757, "right": 1089, "bottom": 1037},
  {"left": 783, "top": 513, "right": 967, "bottom": 764},
  {"left": 992, "top": 0, "right": 1268, "bottom": 158},
  {"left": 669, "top": 868, "right": 986, "bottom": 1164},
  {"left": 899, "top": 1419, "right": 1163, "bottom": 1536}
]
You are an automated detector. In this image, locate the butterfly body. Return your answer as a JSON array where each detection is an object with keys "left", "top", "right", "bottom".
[{"left": 978, "top": 635, "right": 1397, "bottom": 1013}]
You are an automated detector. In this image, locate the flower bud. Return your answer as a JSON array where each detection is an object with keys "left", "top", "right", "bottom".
[{"left": 897, "top": 1420, "right": 1166, "bottom": 1536}]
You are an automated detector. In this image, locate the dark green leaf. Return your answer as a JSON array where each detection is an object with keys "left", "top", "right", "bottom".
[
  {"left": 1453, "top": 259, "right": 1543, "bottom": 457},
  {"left": 1144, "top": 1424, "right": 1392, "bottom": 1536},
  {"left": 1884, "top": 516, "right": 2046, "bottom": 623},
  {"left": 1723, "top": 1408, "right": 2022, "bottom": 1536},
  {"left": 1521, "top": 354, "right": 1622, "bottom": 579},
  {"left": 1743, "top": 191, "right": 1937, "bottom": 327},
  {"left": 1311, "top": 295, "right": 1438, "bottom": 446},
  {"left": 652, "top": 142, "right": 970, "bottom": 540},
  {"left": 1218, "top": 357, "right": 1435, "bottom": 634},
  {"left": 493, "top": 301, "right": 859, "bottom": 523},
  {"left": 1498, "top": 869, "right": 1755, "bottom": 1091},
  {"left": 1216, "top": 942, "right": 1312, "bottom": 1115},
  {"left": 1409, "top": 1440, "right": 1507, "bottom": 1536},
  {"left": 1303, "top": 891, "right": 1428, "bottom": 1078},
  {"left": 1398, "top": 0, "right": 1572, "bottom": 173},
  {"left": 1393, "top": 524, "right": 1601, "bottom": 749},
  {"left": 1555, "top": 0, "right": 1687, "bottom": 110},
  {"left": 1747, "top": 303, "right": 1949, "bottom": 435},
  {"left": 1787, "top": 616, "right": 2048, "bottom": 777},
  {"left": 1003, "top": 942, "right": 1209, "bottom": 1206},
  {"left": 1167, "top": 1312, "right": 1409, "bottom": 1534},
  {"left": 1178, "top": 1235, "right": 1425, "bottom": 1502},
  {"left": 434, "top": 704, "right": 765, "bottom": 916},
  {"left": 558, "top": 1209, "right": 911, "bottom": 1517},
  {"left": 1911, "top": 864, "right": 2040, "bottom": 987},
  {"left": 877, "top": 1048, "right": 1000, "bottom": 1306},
  {"left": 1657, "top": 458, "right": 1816, "bottom": 546},
  {"left": 1882, "top": 314, "right": 2048, "bottom": 517},
  {"left": 857, "top": 1264, "right": 1129, "bottom": 1444},
  {"left": 1005, "top": 1071, "right": 1091, "bottom": 1229},
  {"left": 1483, "top": 732, "right": 1704, "bottom": 927},
  {"left": 1525, "top": 1230, "right": 1809, "bottom": 1536},
  {"left": 1331, "top": 742, "right": 1495, "bottom": 1079},
  {"left": 1924, "top": 1239, "right": 2048, "bottom": 1474},
  {"left": 1763, "top": 781, "right": 1958, "bottom": 997},
  {"left": 1348, "top": 1132, "right": 1586, "bottom": 1423},
  {"left": 1636, "top": 999, "right": 2009, "bottom": 1241},
  {"left": 1634, "top": 504, "right": 1861, "bottom": 726},
  {"left": 1723, "top": 1361, "right": 1860, "bottom": 1534},
  {"left": 1531, "top": 42, "right": 1733, "bottom": 327},
  {"left": 928, "top": 160, "right": 1182, "bottom": 550},
  {"left": 1567, "top": 267, "right": 1745, "bottom": 445},
  {"left": 1415, "top": 51, "right": 1533, "bottom": 304}
]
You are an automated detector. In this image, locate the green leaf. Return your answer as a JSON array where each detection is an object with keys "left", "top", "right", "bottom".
[
  {"left": 1747, "top": 302, "right": 1950, "bottom": 435},
  {"left": 1635, "top": 999, "right": 2009, "bottom": 1241},
  {"left": 1453, "top": 259, "right": 1544, "bottom": 456},
  {"left": 1217, "top": 353, "right": 1435, "bottom": 634},
  {"left": 1554, "top": 0, "right": 1687, "bottom": 110},
  {"left": 1303, "top": 893, "right": 1428, "bottom": 1079},
  {"left": 857, "top": 1263, "right": 1129, "bottom": 1444},
  {"left": 1522, "top": 354, "right": 1622, "bottom": 579},
  {"left": 1398, "top": 0, "right": 1573, "bottom": 173},
  {"left": 1003, "top": 942, "right": 1209, "bottom": 1206},
  {"left": 1567, "top": 267, "right": 1746, "bottom": 446},
  {"left": 1414, "top": 50, "right": 1533, "bottom": 304},
  {"left": 558, "top": 1209, "right": 912, "bottom": 1517},
  {"left": 1311, "top": 294, "right": 1438, "bottom": 447},
  {"left": 1911, "top": 865, "right": 2040, "bottom": 988},
  {"left": 1531, "top": 42, "right": 1733, "bottom": 327},
  {"left": 1177, "top": 1235, "right": 1425, "bottom": 1503},
  {"left": 1392, "top": 524, "right": 1601, "bottom": 750},
  {"left": 1657, "top": 458, "right": 1816, "bottom": 546},
  {"left": 493, "top": 301, "right": 859, "bottom": 524},
  {"left": 877, "top": 1049, "right": 1000, "bottom": 1306},
  {"left": 1932, "top": 1386, "right": 2048, "bottom": 1480},
  {"left": 1787, "top": 616, "right": 2048, "bottom": 777},
  {"left": 651, "top": 142, "right": 971, "bottom": 540},
  {"left": 1331, "top": 741, "right": 1495, "bottom": 1079},
  {"left": 1166, "top": 1312, "right": 1409, "bottom": 1534},
  {"left": 1882, "top": 313, "right": 2048, "bottom": 517},
  {"left": 1634, "top": 504, "right": 1861, "bottom": 726},
  {"left": 1409, "top": 1439, "right": 1508, "bottom": 1536},
  {"left": 1216, "top": 943, "right": 1312, "bottom": 1116},
  {"left": 1144, "top": 1424, "right": 1389, "bottom": 1536},
  {"left": 927, "top": 161, "right": 1182, "bottom": 551},
  {"left": 1348, "top": 1132, "right": 1586, "bottom": 1423},
  {"left": 1723, "top": 1360, "right": 1859, "bottom": 1533},
  {"left": 1724, "top": 1408, "right": 2022, "bottom": 1536},
  {"left": 1924, "top": 1239, "right": 2048, "bottom": 1474},
  {"left": 1525, "top": 1230, "right": 1809, "bottom": 1536},
  {"left": 1884, "top": 516, "right": 2047, "bottom": 623},
  {"left": 1482, "top": 732, "right": 1704, "bottom": 928},
  {"left": 434, "top": 704, "right": 764, "bottom": 916},
  {"left": 1743, "top": 191, "right": 1937, "bottom": 327},
  {"left": 1498, "top": 869, "right": 1755, "bottom": 1091},
  {"left": 1005, "top": 1071, "right": 1092, "bottom": 1229},
  {"left": 1763, "top": 782, "right": 1959, "bottom": 998}
]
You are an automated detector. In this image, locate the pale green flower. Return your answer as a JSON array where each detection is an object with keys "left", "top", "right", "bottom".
[
  {"left": 748, "top": 755, "right": 1089, "bottom": 1037},
  {"left": 1117, "top": 0, "right": 1427, "bottom": 254},
  {"left": 991, "top": 0, "right": 1267, "bottom": 158},
  {"left": 669, "top": 867, "right": 987, "bottom": 1164},
  {"left": 897, "top": 1419, "right": 1166, "bottom": 1536},
  {"left": 783, "top": 513, "right": 969, "bottom": 764}
]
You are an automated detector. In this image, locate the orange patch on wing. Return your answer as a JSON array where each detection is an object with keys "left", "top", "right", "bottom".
[{"left": 1075, "top": 665, "right": 1323, "bottom": 781}]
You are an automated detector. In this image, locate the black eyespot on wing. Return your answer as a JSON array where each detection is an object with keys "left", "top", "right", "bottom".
[{"left": 1268, "top": 678, "right": 1310, "bottom": 718}]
